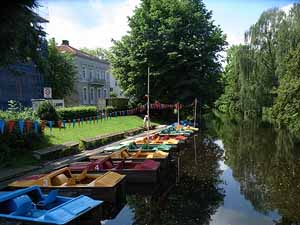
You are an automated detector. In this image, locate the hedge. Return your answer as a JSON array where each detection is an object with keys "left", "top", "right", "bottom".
[
  {"left": 57, "top": 106, "right": 98, "bottom": 120},
  {"left": 107, "top": 98, "right": 128, "bottom": 110}
]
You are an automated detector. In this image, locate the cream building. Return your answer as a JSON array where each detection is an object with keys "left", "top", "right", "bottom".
[{"left": 57, "top": 40, "right": 110, "bottom": 106}]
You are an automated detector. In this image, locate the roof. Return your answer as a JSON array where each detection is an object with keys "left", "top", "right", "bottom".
[{"left": 57, "top": 45, "right": 109, "bottom": 64}]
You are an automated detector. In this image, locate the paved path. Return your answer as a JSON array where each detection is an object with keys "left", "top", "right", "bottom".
[{"left": 0, "top": 125, "right": 166, "bottom": 188}]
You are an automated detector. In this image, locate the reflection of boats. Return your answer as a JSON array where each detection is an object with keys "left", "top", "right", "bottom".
[
  {"left": 8, "top": 167, "right": 126, "bottom": 203},
  {"left": 69, "top": 157, "right": 160, "bottom": 183},
  {"left": 0, "top": 186, "right": 102, "bottom": 225}
]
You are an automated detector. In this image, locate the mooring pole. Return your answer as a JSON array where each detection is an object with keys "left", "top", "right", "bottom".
[
  {"left": 194, "top": 98, "right": 197, "bottom": 127},
  {"left": 177, "top": 103, "right": 180, "bottom": 126},
  {"left": 147, "top": 66, "right": 150, "bottom": 143}
]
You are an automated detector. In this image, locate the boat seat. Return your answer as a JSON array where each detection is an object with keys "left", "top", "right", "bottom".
[
  {"left": 103, "top": 160, "right": 114, "bottom": 169},
  {"left": 75, "top": 169, "right": 87, "bottom": 182},
  {"left": 37, "top": 189, "right": 58, "bottom": 209},
  {"left": 52, "top": 174, "right": 69, "bottom": 186},
  {"left": 121, "top": 150, "right": 130, "bottom": 158},
  {"left": 10, "top": 195, "right": 35, "bottom": 217},
  {"left": 135, "top": 150, "right": 142, "bottom": 157},
  {"left": 115, "top": 160, "right": 125, "bottom": 169}
]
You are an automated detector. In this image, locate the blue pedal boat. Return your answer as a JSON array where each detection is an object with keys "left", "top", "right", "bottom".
[{"left": 0, "top": 186, "right": 102, "bottom": 224}]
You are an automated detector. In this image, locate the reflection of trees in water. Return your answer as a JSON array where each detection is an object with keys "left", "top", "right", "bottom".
[
  {"left": 127, "top": 137, "right": 225, "bottom": 225},
  {"left": 212, "top": 114, "right": 300, "bottom": 222}
]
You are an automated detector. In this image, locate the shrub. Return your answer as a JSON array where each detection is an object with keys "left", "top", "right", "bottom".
[
  {"left": 104, "top": 106, "right": 115, "bottom": 113},
  {"left": 57, "top": 106, "right": 98, "bottom": 120},
  {"left": 0, "top": 100, "right": 38, "bottom": 121},
  {"left": 107, "top": 98, "right": 128, "bottom": 110},
  {"left": 37, "top": 101, "right": 60, "bottom": 121}
]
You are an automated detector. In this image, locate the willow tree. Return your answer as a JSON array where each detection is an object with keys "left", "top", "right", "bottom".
[
  {"left": 110, "top": 0, "right": 226, "bottom": 106},
  {"left": 219, "top": 4, "right": 300, "bottom": 120}
]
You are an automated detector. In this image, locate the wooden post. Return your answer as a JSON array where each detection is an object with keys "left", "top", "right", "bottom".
[
  {"left": 194, "top": 98, "right": 197, "bottom": 127},
  {"left": 147, "top": 67, "right": 150, "bottom": 143},
  {"left": 177, "top": 103, "right": 180, "bottom": 125}
]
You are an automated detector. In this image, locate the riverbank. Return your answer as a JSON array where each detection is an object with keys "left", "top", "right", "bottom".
[
  {"left": 0, "top": 125, "right": 166, "bottom": 188},
  {"left": 42, "top": 115, "right": 158, "bottom": 146},
  {"left": 3, "top": 116, "right": 160, "bottom": 168}
]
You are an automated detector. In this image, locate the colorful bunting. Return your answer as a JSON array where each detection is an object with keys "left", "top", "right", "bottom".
[
  {"left": 8, "top": 120, "right": 15, "bottom": 133},
  {"left": 34, "top": 121, "right": 39, "bottom": 134},
  {"left": 0, "top": 120, "right": 5, "bottom": 134},
  {"left": 41, "top": 120, "right": 46, "bottom": 132},
  {"left": 19, "top": 120, "right": 25, "bottom": 135},
  {"left": 58, "top": 120, "right": 62, "bottom": 130},
  {"left": 48, "top": 121, "right": 53, "bottom": 131},
  {"left": 25, "top": 120, "right": 31, "bottom": 133}
]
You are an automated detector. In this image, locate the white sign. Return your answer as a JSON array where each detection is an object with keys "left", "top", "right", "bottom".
[{"left": 43, "top": 87, "right": 52, "bottom": 99}]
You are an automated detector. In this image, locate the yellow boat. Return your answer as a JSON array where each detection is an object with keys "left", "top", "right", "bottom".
[
  {"left": 8, "top": 167, "right": 126, "bottom": 203},
  {"left": 135, "top": 136, "right": 180, "bottom": 145},
  {"left": 90, "top": 149, "right": 169, "bottom": 161},
  {"left": 176, "top": 124, "right": 199, "bottom": 132}
]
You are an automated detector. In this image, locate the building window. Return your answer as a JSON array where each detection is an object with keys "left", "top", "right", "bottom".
[
  {"left": 96, "top": 70, "right": 100, "bottom": 80},
  {"left": 89, "top": 69, "right": 93, "bottom": 80},
  {"left": 83, "top": 87, "right": 87, "bottom": 101},
  {"left": 115, "top": 81, "right": 117, "bottom": 86},
  {"left": 106, "top": 72, "right": 109, "bottom": 81},
  {"left": 97, "top": 88, "right": 101, "bottom": 98},
  {"left": 82, "top": 65, "right": 86, "bottom": 79},
  {"left": 103, "top": 89, "right": 107, "bottom": 98},
  {"left": 110, "top": 87, "right": 113, "bottom": 92},
  {"left": 101, "top": 71, "right": 105, "bottom": 80},
  {"left": 90, "top": 87, "right": 94, "bottom": 101}
]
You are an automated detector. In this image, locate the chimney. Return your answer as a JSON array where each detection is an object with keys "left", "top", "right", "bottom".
[{"left": 62, "top": 40, "right": 69, "bottom": 45}]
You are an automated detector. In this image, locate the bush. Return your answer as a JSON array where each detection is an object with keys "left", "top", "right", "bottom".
[
  {"left": 107, "top": 98, "right": 128, "bottom": 110},
  {"left": 57, "top": 106, "right": 98, "bottom": 120},
  {"left": 0, "top": 101, "right": 49, "bottom": 166},
  {"left": 37, "top": 101, "right": 60, "bottom": 121},
  {"left": 104, "top": 106, "right": 115, "bottom": 113},
  {"left": 0, "top": 100, "right": 38, "bottom": 121}
]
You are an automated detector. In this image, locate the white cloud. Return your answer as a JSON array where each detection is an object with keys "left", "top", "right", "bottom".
[
  {"left": 45, "top": 0, "right": 140, "bottom": 49},
  {"left": 281, "top": 3, "right": 293, "bottom": 15},
  {"left": 226, "top": 33, "right": 244, "bottom": 46}
]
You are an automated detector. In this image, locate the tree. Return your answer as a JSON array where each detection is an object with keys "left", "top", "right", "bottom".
[
  {"left": 0, "top": 1, "right": 47, "bottom": 72},
  {"left": 80, "top": 47, "right": 110, "bottom": 61},
  {"left": 110, "top": 0, "right": 226, "bottom": 107},
  {"left": 218, "top": 4, "right": 300, "bottom": 121},
  {"left": 270, "top": 46, "right": 300, "bottom": 133},
  {"left": 44, "top": 38, "right": 76, "bottom": 99}
]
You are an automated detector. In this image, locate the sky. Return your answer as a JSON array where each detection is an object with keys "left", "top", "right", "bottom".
[{"left": 41, "top": 0, "right": 297, "bottom": 49}]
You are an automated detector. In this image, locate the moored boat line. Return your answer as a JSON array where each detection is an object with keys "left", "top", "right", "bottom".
[{"left": 2, "top": 122, "right": 198, "bottom": 224}]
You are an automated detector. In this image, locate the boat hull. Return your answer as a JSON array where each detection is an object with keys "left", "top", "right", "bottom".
[
  {"left": 72, "top": 169, "right": 159, "bottom": 184},
  {"left": 8, "top": 179, "right": 126, "bottom": 204}
]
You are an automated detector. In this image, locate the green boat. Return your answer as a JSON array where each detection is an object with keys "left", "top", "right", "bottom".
[
  {"left": 104, "top": 141, "right": 173, "bottom": 152},
  {"left": 159, "top": 126, "right": 193, "bottom": 136}
]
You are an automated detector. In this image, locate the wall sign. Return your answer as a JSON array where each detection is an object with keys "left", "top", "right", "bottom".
[{"left": 43, "top": 87, "right": 52, "bottom": 99}]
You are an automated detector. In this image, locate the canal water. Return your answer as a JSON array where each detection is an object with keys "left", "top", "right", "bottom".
[{"left": 101, "top": 116, "right": 300, "bottom": 225}]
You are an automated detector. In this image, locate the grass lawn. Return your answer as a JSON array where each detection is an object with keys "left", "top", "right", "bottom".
[{"left": 43, "top": 115, "right": 158, "bottom": 145}]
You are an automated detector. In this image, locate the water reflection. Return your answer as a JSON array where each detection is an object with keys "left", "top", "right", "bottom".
[
  {"left": 210, "top": 114, "right": 300, "bottom": 224},
  {"left": 103, "top": 134, "right": 224, "bottom": 225}
]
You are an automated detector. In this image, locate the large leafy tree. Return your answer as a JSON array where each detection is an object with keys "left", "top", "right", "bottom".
[
  {"left": 0, "top": 1, "right": 47, "bottom": 71},
  {"left": 218, "top": 4, "right": 300, "bottom": 122},
  {"left": 44, "top": 38, "right": 76, "bottom": 99},
  {"left": 110, "top": 0, "right": 226, "bottom": 106},
  {"left": 271, "top": 46, "right": 300, "bottom": 133}
]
